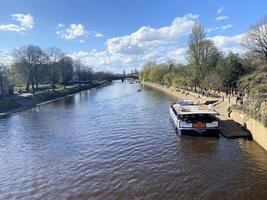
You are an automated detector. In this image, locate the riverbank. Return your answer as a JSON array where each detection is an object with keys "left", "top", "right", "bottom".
[
  {"left": 0, "top": 81, "right": 109, "bottom": 117},
  {"left": 142, "top": 81, "right": 218, "bottom": 104},
  {"left": 142, "top": 82, "right": 267, "bottom": 150}
]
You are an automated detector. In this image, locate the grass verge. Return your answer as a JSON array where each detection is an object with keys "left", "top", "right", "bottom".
[
  {"left": 0, "top": 81, "right": 108, "bottom": 114},
  {"left": 0, "top": 99, "right": 21, "bottom": 113}
]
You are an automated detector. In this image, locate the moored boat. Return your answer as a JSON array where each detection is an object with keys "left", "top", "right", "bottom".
[{"left": 169, "top": 100, "right": 219, "bottom": 137}]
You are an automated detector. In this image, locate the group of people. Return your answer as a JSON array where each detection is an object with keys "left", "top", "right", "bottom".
[
  {"left": 236, "top": 95, "right": 245, "bottom": 105},
  {"left": 201, "top": 88, "right": 210, "bottom": 97},
  {"left": 175, "top": 87, "right": 247, "bottom": 106}
]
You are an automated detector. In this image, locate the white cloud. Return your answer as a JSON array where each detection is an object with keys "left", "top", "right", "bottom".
[
  {"left": 207, "top": 27, "right": 219, "bottom": 33},
  {"left": 55, "top": 23, "right": 65, "bottom": 29},
  {"left": 69, "top": 33, "right": 245, "bottom": 72},
  {"left": 215, "top": 16, "right": 229, "bottom": 21},
  {"left": 0, "top": 24, "right": 24, "bottom": 32},
  {"left": 0, "top": 13, "right": 34, "bottom": 32},
  {"left": 68, "top": 14, "right": 245, "bottom": 72},
  {"left": 56, "top": 24, "right": 104, "bottom": 40},
  {"left": 57, "top": 24, "right": 87, "bottom": 39},
  {"left": 206, "top": 24, "right": 234, "bottom": 33},
  {"left": 12, "top": 13, "right": 34, "bottom": 29},
  {"left": 0, "top": 49, "right": 13, "bottom": 64},
  {"left": 222, "top": 24, "right": 234, "bottom": 30},
  {"left": 68, "top": 50, "right": 126, "bottom": 72},
  {"left": 167, "top": 47, "right": 187, "bottom": 64},
  {"left": 90, "top": 31, "right": 104, "bottom": 38},
  {"left": 106, "top": 13, "right": 198, "bottom": 55},
  {"left": 67, "top": 14, "right": 200, "bottom": 72},
  {"left": 217, "top": 6, "right": 224, "bottom": 14},
  {"left": 210, "top": 34, "right": 245, "bottom": 54},
  {"left": 95, "top": 32, "right": 104, "bottom": 38}
]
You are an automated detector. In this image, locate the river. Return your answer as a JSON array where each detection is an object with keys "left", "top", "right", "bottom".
[{"left": 0, "top": 81, "right": 267, "bottom": 200}]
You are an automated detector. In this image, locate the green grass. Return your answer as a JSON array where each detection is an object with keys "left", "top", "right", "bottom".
[
  {"left": 33, "top": 82, "right": 106, "bottom": 101},
  {"left": 0, "top": 99, "right": 21, "bottom": 112},
  {"left": 1, "top": 81, "right": 108, "bottom": 114},
  {"left": 14, "top": 84, "right": 58, "bottom": 92}
]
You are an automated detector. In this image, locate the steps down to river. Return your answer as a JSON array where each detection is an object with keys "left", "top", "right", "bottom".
[
  {"left": 219, "top": 119, "right": 252, "bottom": 139},
  {"left": 215, "top": 101, "right": 252, "bottom": 139}
]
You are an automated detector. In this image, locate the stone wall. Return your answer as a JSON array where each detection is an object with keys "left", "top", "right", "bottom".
[{"left": 231, "top": 110, "right": 267, "bottom": 151}]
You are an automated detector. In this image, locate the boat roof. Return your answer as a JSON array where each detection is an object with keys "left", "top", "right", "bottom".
[
  {"left": 177, "top": 99, "right": 197, "bottom": 106},
  {"left": 172, "top": 103, "right": 218, "bottom": 115}
]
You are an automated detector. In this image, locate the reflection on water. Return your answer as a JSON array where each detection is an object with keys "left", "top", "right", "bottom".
[
  {"left": 52, "top": 96, "right": 75, "bottom": 108},
  {"left": 0, "top": 81, "right": 267, "bottom": 200},
  {"left": 176, "top": 136, "right": 219, "bottom": 154}
]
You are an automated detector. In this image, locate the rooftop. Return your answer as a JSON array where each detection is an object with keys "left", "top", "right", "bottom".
[{"left": 172, "top": 104, "right": 218, "bottom": 115}]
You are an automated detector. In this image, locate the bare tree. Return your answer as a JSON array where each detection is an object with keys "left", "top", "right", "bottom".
[
  {"left": 14, "top": 45, "right": 47, "bottom": 93},
  {"left": 167, "top": 58, "right": 175, "bottom": 71},
  {"left": 58, "top": 56, "right": 74, "bottom": 88},
  {"left": 243, "top": 17, "right": 267, "bottom": 62},
  {"left": 187, "top": 23, "right": 219, "bottom": 89},
  {"left": 14, "top": 48, "right": 31, "bottom": 91},
  {"left": 34, "top": 50, "right": 47, "bottom": 90},
  {"left": 47, "top": 46, "right": 63, "bottom": 91},
  {"left": 74, "top": 58, "right": 83, "bottom": 84}
]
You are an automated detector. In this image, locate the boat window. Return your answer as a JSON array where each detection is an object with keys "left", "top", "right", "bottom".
[{"left": 178, "top": 114, "right": 216, "bottom": 123}]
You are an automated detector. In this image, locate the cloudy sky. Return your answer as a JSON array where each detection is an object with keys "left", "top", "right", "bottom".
[{"left": 0, "top": 0, "right": 266, "bottom": 72}]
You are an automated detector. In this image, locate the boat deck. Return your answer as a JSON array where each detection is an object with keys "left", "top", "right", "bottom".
[{"left": 172, "top": 104, "right": 218, "bottom": 115}]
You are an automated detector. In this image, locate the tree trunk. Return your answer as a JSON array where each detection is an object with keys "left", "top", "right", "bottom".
[
  {"left": 52, "top": 83, "right": 55, "bottom": 91},
  {"left": 52, "top": 64, "right": 56, "bottom": 91},
  {"left": 35, "top": 64, "right": 38, "bottom": 90},
  {"left": 35, "top": 81, "right": 39, "bottom": 90},
  {"left": 31, "top": 80, "right": 35, "bottom": 94},
  {"left": 26, "top": 78, "right": 30, "bottom": 91},
  {"left": 0, "top": 77, "right": 3, "bottom": 100},
  {"left": 36, "top": 80, "right": 39, "bottom": 90}
]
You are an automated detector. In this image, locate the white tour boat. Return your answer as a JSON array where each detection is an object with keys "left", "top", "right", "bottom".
[{"left": 169, "top": 100, "right": 219, "bottom": 137}]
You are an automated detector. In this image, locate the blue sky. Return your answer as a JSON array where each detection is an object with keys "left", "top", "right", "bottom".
[{"left": 0, "top": 0, "right": 267, "bottom": 72}]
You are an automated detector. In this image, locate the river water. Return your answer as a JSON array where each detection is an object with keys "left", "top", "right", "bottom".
[{"left": 0, "top": 81, "right": 267, "bottom": 200}]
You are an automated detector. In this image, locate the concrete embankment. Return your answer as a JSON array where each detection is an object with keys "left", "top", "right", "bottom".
[
  {"left": 142, "top": 81, "right": 217, "bottom": 105},
  {"left": 230, "top": 110, "right": 267, "bottom": 151},
  {"left": 142, "top": 82, "right": 211, "bottom": 102},
  {"left": 0, "top": 81, "right": 109, "bottom": 117},
  {"left": 141, "top": 82, "right": 267, "bottom": 150}
]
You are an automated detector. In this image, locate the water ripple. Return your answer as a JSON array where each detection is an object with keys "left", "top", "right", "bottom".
[{"left": 0, "top": 81, "right": 267, "bottom": 199}]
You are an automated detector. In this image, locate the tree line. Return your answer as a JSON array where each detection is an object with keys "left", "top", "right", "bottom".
[
  {"left": 0, "top": 45, "right": 120, "bottom": 96},
  {"left": 140, "top": 17, "right": 267, "bottom": 106}
]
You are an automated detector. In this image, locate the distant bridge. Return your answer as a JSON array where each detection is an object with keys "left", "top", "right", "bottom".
[{"left": 110, "top": 74, "right": 139, "bottom": 81}]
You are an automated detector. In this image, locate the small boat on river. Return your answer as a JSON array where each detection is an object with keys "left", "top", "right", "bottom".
[{"left": 169, "top": 100, "right": 219, "bottom": 137}]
